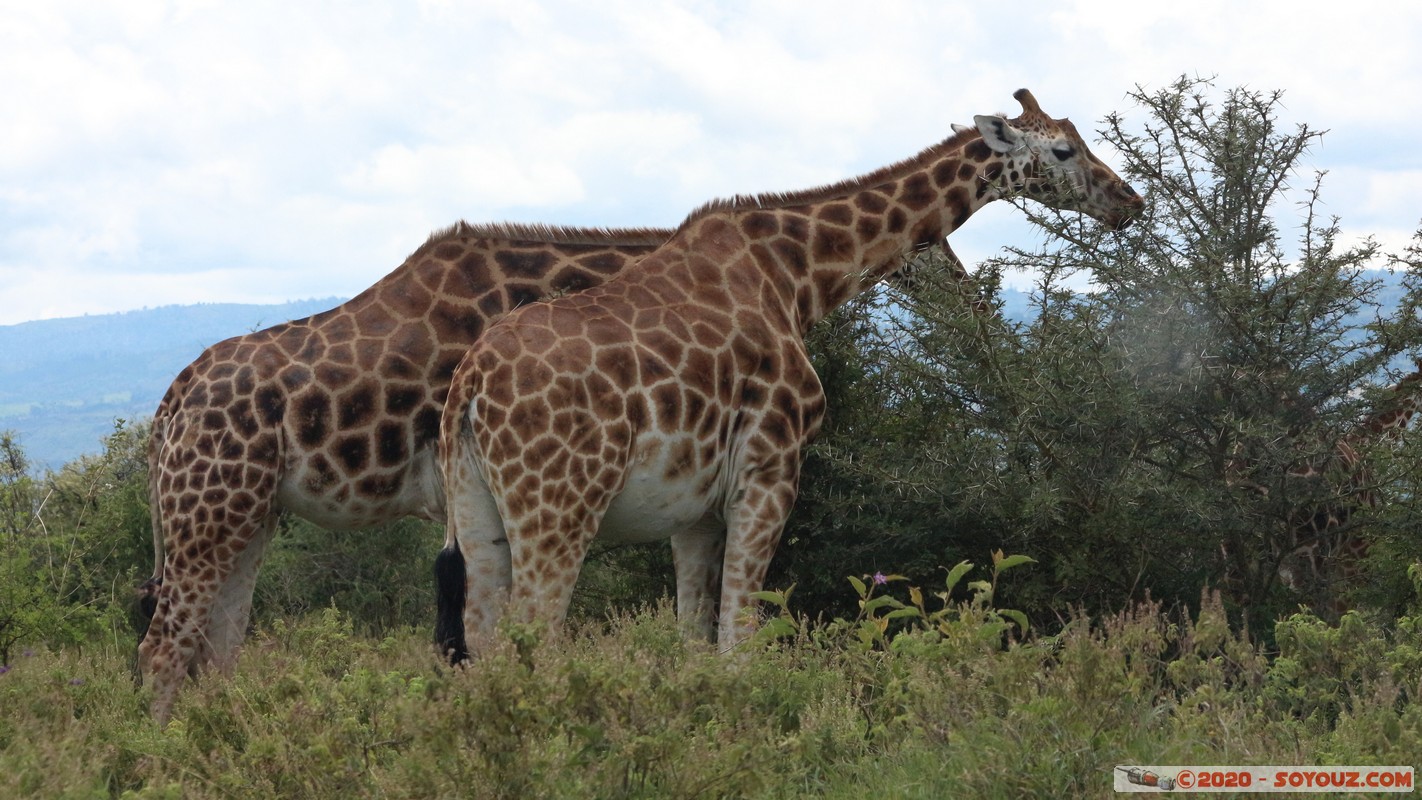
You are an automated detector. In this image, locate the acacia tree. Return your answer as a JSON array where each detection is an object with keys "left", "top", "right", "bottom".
[
  {"left": 1074, "top": 78, "right": 1422, "bottom": 619},
  {"left": 778, "top": 77, "right": 1422, "bottom": 628}
]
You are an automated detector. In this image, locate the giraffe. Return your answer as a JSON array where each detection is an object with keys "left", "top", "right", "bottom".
[
  {"left": 434, "top": 89, "right": 1144, "bottom": 660},
  {"left": 1274, "top": 362, "right": 1422, "bottom": 609},
  {"left": 138, "top": 222, "right": 672, "bottom": 723}
]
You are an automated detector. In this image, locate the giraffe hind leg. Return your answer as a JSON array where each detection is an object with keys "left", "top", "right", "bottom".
[
  {"left": 504, "top": 502, "right": 608, "bottom": 635},
  {"left": 205, "top": 514, "right": 279, "bottom": 673},
  {"left": 139, "top": 494, "right": 276, "bottom": 723},
  {"left": 140, "top": 575, "right": 221, "bottom": 725},
  {"left": 442, "top": 432, "right": 512, "bottom": 659}
]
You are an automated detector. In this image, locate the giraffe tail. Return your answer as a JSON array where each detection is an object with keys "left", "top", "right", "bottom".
[
  {"left": 133, "top": 413, "right": 173, "bottom": 686},
  {"left": 434, "top": 542, "right": 469, "bottom": 664},
  {"left": 137, "top": 413, "right": 170, "bottom": 630}
]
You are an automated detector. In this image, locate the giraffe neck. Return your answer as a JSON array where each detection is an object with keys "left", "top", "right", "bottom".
[
  {"left": 1360, "top": 367, "right": 1422, "bottom": 441},
  {"left": 672, "top": 130, "right": 1016, "bottom": 334},
  {"left": 797, "top": 139, "right": 1004, "bottom": 329}
]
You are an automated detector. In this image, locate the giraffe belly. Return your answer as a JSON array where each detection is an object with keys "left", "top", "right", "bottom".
[
  {"left": 596, "top": 456, "right": 721, "bottom": 545},
  {"left": 275, "top": 446, "right": 445, "bottom": 529}
]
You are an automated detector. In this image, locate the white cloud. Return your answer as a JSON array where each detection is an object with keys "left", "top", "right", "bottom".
[
  {"left": 1050, "top": 0, "right": 1422, "bottom": 130},
  {"left": 344, "top": 143, "right": 586, "bottom": 208},
  {"left": 1351, "top": 170, "right": 1422, "bottom": 225},
  {"left": 2, "top": 0, "right": 1421, "bottom": 325}
]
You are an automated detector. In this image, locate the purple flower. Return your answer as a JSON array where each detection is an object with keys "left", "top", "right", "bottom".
[
  {"left": 872, "top": 571, "right": 888, "bottom": 586},
  {"left": 68, "top": 678, "right": 84, "bottom": 686},
  {"left": 22, "top": 649, "right": 33, "bottom": 658},
  {"left": 0, "top": 665, "right": 10, "bottom": 675}
]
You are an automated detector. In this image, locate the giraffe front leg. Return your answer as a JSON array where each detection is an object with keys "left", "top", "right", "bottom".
[
  {"left": 671, "top": 520, "right": 725, "bottom": 642},
  {"left": 716, "top": 466, "right": 799, "bottom": 651}
]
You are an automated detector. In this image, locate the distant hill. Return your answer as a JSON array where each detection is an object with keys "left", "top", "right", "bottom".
[
  {"left": 0, "top": 269, "right": 1405, "bottom": 471},
  {"left": 0, "top": 299, "right": 346, "bottom": 470},
  {"left": 0, "top": 287, "right": 1031, "bottom": 470}
]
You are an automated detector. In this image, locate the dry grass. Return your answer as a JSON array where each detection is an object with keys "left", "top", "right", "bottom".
[{"left": 1, "top": 591, "right": 1419, "bottom": 799}]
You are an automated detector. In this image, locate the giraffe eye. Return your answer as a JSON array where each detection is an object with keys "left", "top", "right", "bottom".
[{"left": 1051, "top": 146, "right": 1075, "bottom": 161}]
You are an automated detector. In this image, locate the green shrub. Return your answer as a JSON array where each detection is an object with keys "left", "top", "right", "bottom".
[{"left": 1, "top": 574, "right": 1420, "bottom": 798}]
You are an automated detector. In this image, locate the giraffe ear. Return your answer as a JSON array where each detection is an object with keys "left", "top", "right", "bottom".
[
  {"left": 974, "top": 114, "right": 1023, "bottom": 154},
  {"left": 951, "top": 122, "right": 973, "bottom": 135}
]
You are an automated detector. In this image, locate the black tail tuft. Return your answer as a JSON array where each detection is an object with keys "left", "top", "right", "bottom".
[
  {"left": 137, "top": 578, "right": 161, "bottom": 620},
  {"left": 136, "top": 577, "right": 161, "bottom": 639},
  {"left": 434, "top": 544, "right": 469, "bottom": 664}
]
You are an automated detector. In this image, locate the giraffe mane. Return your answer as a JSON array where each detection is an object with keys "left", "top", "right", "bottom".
[
  {"left": 406, "top": 220, "right": 675, "bottom": 262},
  {"left": 675, "top": 126, "right": 986, "bottom": 231}
]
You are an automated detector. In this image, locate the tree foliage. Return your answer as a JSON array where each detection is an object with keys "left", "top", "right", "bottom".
[
  {"left": 778, "top": 77, "right": 1422, "bottom": 630},
  {"left": 0, "top": 423, "right": 151, "bottom": 663}
]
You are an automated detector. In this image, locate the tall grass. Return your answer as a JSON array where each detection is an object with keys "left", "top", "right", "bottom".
[{"left": 2, "top": 583, "right": 1419, "bottom": 798}]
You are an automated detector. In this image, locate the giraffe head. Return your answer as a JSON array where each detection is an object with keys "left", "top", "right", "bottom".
[{"left": 973, "top": 88, "right": 1143, "bottom": 230}]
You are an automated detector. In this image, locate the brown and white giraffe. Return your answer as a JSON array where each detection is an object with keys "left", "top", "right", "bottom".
[
  {"left": 434, "top": 89, "right": 1144, "bottom": 659},
  {"left": 1275, "top": 362, "right": 1422, "bottom": 607},
  {"left": 138, "top": 222, "right": 672, "bottom": 723}
]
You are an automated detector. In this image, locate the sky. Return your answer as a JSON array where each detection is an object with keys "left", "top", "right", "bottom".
[{"left": 3, "top": 0, "right": 1422, "bottom": 326}]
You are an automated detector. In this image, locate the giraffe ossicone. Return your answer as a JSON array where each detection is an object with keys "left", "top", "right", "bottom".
[
  {"left": 435, "top": 89, "right": 1145, "bottom": 660},
  {"left": 137, "top": 222, "right": 674, "bottom": 724}
]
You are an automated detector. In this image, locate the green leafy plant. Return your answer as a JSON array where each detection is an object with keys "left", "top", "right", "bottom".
[{"left": 754, "top": 550, "right": 1036, "bottom": 653}]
